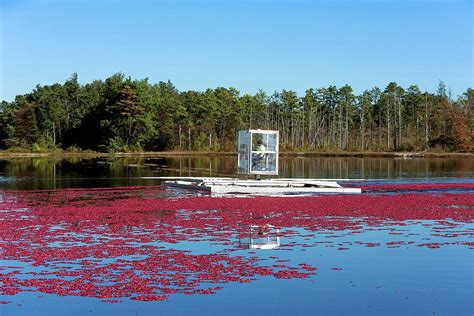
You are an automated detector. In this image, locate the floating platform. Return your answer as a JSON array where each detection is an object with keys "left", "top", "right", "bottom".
[{"left": 142, "top": 177, "right": 362, "bottom": 195}]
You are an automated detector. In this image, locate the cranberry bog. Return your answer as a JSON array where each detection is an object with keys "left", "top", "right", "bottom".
[{"left": 0, "top": 156, "right": 473, "bottom": 315}]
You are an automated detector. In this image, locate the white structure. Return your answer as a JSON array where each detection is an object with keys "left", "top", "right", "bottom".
[
  {"left": 238, "top": 130, "right": 279, "bottom": 176},
  {"left": 143, "top": 129, "right": 363, "bottom": 195}
]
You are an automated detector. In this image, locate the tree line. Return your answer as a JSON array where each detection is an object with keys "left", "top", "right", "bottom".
[{"left": 0, "top": 73, "right": 472, "bottom": 152}]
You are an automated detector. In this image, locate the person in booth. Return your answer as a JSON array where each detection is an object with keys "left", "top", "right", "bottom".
[{"left": 252, "top": 140, "right": 266, "bottom": 170}]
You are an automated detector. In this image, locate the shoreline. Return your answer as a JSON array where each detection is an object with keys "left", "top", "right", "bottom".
[{"left": 0, "top": 151, "right": 471, "bottom": 159}]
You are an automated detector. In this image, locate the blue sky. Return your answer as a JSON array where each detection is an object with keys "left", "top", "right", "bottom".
[{"left": 0, "top": 0, "right": 472, "bottom": 101}]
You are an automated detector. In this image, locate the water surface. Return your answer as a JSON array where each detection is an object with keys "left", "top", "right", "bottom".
[
  {"left": 0, "top": 156, "right": 472, "bottom": 316},
  {"left": 0, "top": 155, "right": 472, "bottom": 190}
]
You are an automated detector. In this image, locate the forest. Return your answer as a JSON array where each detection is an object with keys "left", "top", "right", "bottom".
[{"left": 0, "top": 73, "right": 472, "bottom": 153}]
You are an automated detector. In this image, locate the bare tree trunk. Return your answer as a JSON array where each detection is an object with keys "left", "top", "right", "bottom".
[
  {"left": 398, "top": 97, "right": 402, "bottom": 148},
  {"left": 302, "top": 107, "right": 305, "bottom": 148},
  {"left": 58, "top": 122, "right": 61, "bottom": 145},
  {"left": 188, "top": 126, "right": 191, "bottom": 150},
  {"left": 52, "top": 122, "right": 56, "bottom": 145},
  {"left": 369, "top": 121, "right": 372, "bottom": 149},
  {"left": 128, "top": 118, "right": 132, "bottom": 146},
  {"left": 345, "top": 102, "right": 349, "bottom": 149},
  {"left": 378, "top": 111, "right": 382, "bottom": 148},
  {"left": 360, "top": 107, "right": 364, "bottom": 151},
  {"left": 424, "top": 95, "right": 429, "bottom": 148},
  {"left": 387, "top": 104, "right": 391, "bottom": 149},
  {"left": 339, "top": 106, "right": 343, "bottom": 149},
  {"left": 64, "top": 100, "right": 70, "bottom": 127},
  {"left": 179, "top": 125, "right": 182, "bottom": 150},
  {"left": 416, "top": 117, "right": 419, "bottom": 146},
  {"left": 311, "top": 116, "right": 325, "bottom": 148}
]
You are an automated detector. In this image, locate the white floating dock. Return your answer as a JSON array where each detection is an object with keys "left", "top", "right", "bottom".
[{"left": 142, "top": 177, "right": 362, "bottom": 195}]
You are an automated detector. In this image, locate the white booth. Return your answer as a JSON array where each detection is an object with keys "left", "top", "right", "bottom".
[
  {"left": 154, "top": 128, "right": 362, "bottom": 195},
  {"left": 237, "top": 130, "right": 279, "bottom": 176}
]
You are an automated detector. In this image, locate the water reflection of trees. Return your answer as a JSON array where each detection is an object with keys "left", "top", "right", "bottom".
[
  {"left": 279, "top": 157, "right": 474, "bottom": 179},
  {"left": 0, "top": 156, "right": 472, "bottom": 190}
]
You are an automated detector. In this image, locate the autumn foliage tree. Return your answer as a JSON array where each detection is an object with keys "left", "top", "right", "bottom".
[{"left": 450, "top": 108, "right": 471, "bottom": 152}]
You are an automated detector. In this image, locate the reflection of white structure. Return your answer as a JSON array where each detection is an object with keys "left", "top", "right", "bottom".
[
  {"left": 238, "top": 130, "right": 279, "bottom": 176},
  {"left": 239, "top": 224, "right": 280, "bottom": 250}
]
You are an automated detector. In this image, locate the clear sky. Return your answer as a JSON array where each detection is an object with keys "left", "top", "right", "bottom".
[{"left": 0, "top": 0, "right": 472, "bottom": 101}]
